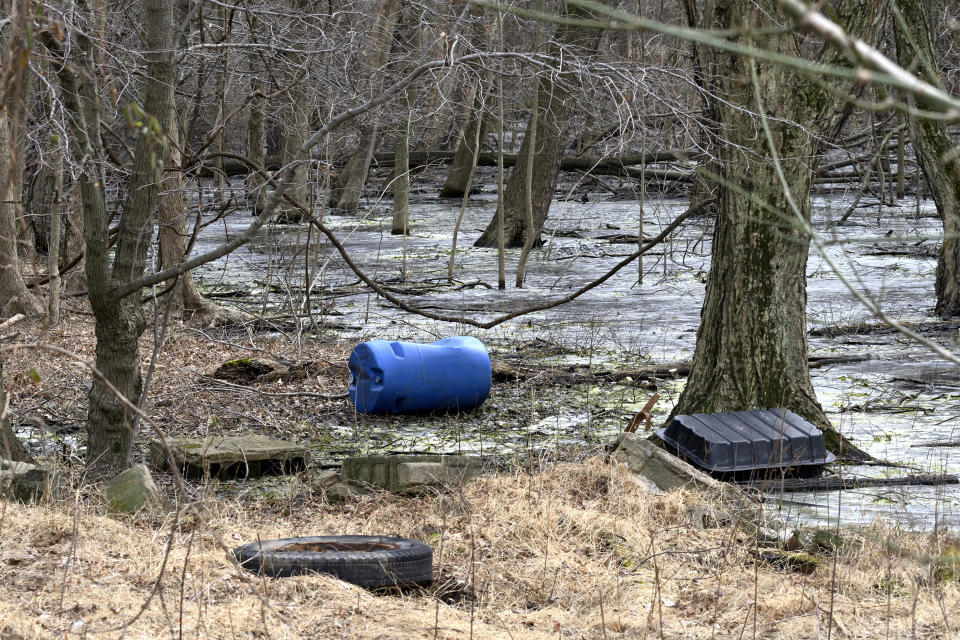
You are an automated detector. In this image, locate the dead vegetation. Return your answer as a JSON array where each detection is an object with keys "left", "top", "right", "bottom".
[
  {"left": 1, "top": 314, "right": 959, "bottom": 639},
  {"left": 0, "top": 457, "right": 958, "bottom": 639}
]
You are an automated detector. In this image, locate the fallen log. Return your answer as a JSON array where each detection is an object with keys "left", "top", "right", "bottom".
[
  {"left": 806, "top": 353, "right": 872, "bottom": 367},
  {"left": 373, "top": 150, "right": 694, "bottom": 169},
  {"left": 810, "top": 319, "right": 960, "bottom": 338},
  {"left": 910, "top": 440, "right": 960, "bottom": 448},
  {"left": 492, "top": 353, "right": 872, "bottom": 384},
  {"left": 740, "top": 473, "right": 959, "bottom": 492}
]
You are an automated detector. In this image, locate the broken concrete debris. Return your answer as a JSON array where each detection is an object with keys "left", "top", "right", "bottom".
[
  {"left": 327, "top": 454, "right": 482, "bottom": 498},
  {"left": 149, "top": 435, "right": 308, "bottom": 479},
  {"left": 0, "top": 459, "right": 60, "bottom": 502}
]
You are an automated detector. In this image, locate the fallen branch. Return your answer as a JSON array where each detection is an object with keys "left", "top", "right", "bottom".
[
  {"left": 910, "top": 440, "right": 960, "bottom": 448},
  {"left": 492, "top": 354, "right": 871, "bottom": 385},
  {"left": 741, "top": 473, "right": 959, "bottom": 492},
  {"left": 607, "top": 394, "right": 661, "bottom": 459},
  {"left": 311, "top": 198, "right": 715, "bottom": 329}
]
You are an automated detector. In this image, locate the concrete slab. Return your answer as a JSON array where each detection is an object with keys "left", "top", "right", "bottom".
[
  {"left": 150, "top": 435, "right": 309, "bottom": 479},
  {"left": 340, "top": 454, "right": 481, "bottom": 492},
  {"left": 0, "top": 459, "right": 60, "bottom": 502}
]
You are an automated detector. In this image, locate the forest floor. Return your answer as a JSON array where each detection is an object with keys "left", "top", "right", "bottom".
[{"left": 1, "top": 312, "right": 959, "bottom": 639}]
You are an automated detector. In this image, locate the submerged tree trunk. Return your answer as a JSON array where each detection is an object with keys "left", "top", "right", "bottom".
[
  {"left": 327, "top": 0, "right": 403, "bottom": 212},
  {"left": 440, "top": 89, "right": 487, "bottom": 199},
  {"left": 669, "top": 0, "right": 874, "bottom": 458},
  {"left": 894, "top": 0, "right": 960, "bottom": 318},
  {"left": 473, "top": 3, "right": 604, "bottom": 248}
]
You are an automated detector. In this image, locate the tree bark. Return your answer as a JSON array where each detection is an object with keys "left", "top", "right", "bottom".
[
  {"left": 473, "top": 3, "right": 605, "bottom": 248},
  {"left": 440, "top": 89, "right": 488, "bottom": 198},
  {"left": 0, "top": 0, "right": 43, "bottom": 318},
  {"left": 668, "top": 0, "right": 875, "bottom": 459},
  {"left": 45, "top": 0, "right": 178, "bottom": 476},
  {"left": 894, "top": 0, "right": 960, "bottom": 318},
  {"left": 327, "top": 0, "right": 403, "bottom": 212},
  {"left": 0, "top": 355, "right": 32, "bottom": 463}
]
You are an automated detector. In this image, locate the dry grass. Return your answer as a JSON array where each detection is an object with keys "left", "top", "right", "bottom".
[
  {"left": 1, "top": 458, "right": 958, "bottom": 639},
  {"left": 1, "top": 314, "right": 958, "bottom": 638}
]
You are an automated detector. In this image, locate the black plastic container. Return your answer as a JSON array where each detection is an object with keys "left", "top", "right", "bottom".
[{"left": 655, "top": 408, "right": 836, "bottom": 480}]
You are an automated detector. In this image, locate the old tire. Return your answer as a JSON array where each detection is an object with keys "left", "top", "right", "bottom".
[{"left": 232, "top": 535, "right": 433, "bottom": 587}]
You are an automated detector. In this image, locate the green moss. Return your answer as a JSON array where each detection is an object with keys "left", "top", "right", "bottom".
[
  {"left": 873, "top": 577, "right": 909, "bottom": 596},
  {"left": 221, "top": 358, "right": 253, "bottom": 367},
  {"left": 934, "top": 544, "right": 960, "bottom": 582}
]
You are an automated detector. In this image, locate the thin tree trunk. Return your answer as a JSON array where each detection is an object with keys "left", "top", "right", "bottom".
[
  {"left": 47, "top": 142, "right": 62, "bottom": 327},
  {"left": 514, "top": 94, "right": 538, "bottom": 287},
  {"left": 246, "top": 46, "right": 267, "bottom": 213},
  {"left": 392, "top": 4, "right": 424, "bottom": 235},
  {"left": 392, "top": 110, "right": 413, "bottom": 235},
  {"left": 0, "top": 356, "right": 32, "bottom": 463},
  {"left": 894, "top": 0, "right": 960, "bottom": 318}
]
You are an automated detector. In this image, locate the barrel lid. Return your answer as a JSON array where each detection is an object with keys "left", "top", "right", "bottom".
[{"left": 655, "top": 408, "right": 836, "bottom": 474}]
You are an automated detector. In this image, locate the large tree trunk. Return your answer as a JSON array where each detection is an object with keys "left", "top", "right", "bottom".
[
  {"left": 473, "top": 3, "right": 604, "bottom": 248},
  {"left": 0, "top": 0, "right": 43, "bottom": 318},
  {"left": 894, "top": 0, "right": 960, "bottom": 318},
  {"left": 669, "top": 0, "right": 875, "bottom": 458},
  {"left": 87, "top": 0, "right": 177, "bottom": 476},
  {"left": 46, "top": 0, "right": 178, "bottom": 477}
]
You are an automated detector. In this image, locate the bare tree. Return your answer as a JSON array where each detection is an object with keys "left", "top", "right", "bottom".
[
  {"left": 43, "top": 0, "right": 179, "bottom": 476},
  {"left": 473, "top": 1, "right": 605, "bottom": 249}
]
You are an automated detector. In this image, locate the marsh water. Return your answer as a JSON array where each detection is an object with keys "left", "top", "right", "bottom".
[{"left": 188, "top": 170, "right": 960, "bottom": 532}]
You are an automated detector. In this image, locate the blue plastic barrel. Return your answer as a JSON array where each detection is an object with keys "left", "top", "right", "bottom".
[{"left": 348, "top": 337, "right": 492, "bottom": 414}]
